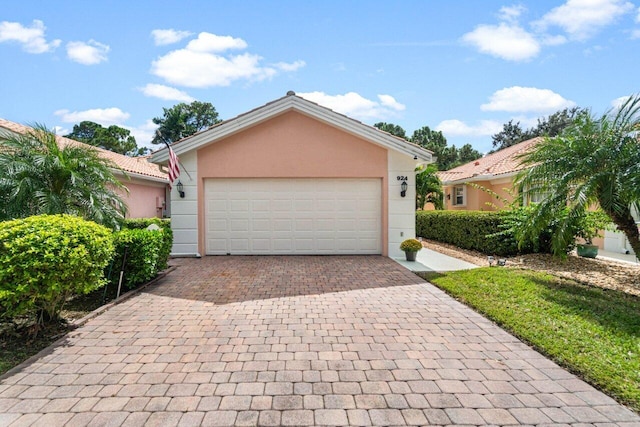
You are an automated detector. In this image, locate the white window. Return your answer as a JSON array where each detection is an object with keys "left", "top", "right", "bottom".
[{"left": 452, "top": 185, "right": 466, "bottom": 206}]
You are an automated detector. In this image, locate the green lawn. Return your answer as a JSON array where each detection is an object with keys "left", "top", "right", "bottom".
[{"left": 419, "top": 268, "right": 640, "bottom": 412}]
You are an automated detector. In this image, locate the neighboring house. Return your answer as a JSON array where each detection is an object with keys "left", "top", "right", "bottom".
[
  {"left": 437, "top": 136, "right": 638, "bottom": 255},
  {"left": 0, "top": 119, "right": 168, "bottom": 218},
  {"left": 437, "top": 137, "right": 542, "bottom": 211},
  {"left": 151, "top": 92, "right": 433, "bottom": 259}
]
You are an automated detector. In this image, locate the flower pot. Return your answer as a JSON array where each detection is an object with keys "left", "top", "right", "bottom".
[
  {"left": 577, "top": 243, "right": 598, "bottom": 258},
  {"left": 405, "top": 251, "right": 417, "bottom": 261}
]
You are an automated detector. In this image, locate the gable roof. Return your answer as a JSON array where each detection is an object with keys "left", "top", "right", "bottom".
[
  {"left": 0, "top": 118, "right": 167, "bottom": 182},
  {"left": 438, "top": 137, "right": 542, "bottom": 184},
  {"left": 151, "top": 92, "right": 433, "bottom": 163}
]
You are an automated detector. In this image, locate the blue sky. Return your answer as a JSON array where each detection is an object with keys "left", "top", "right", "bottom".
[{"left": 1, "top": 0, "right": 639, "bottom": 153}]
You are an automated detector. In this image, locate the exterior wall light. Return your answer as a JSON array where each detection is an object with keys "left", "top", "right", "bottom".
[
  {"left": 400, "top": 181, "right": 408, "bottom": 197},
  {"left": 177, "top": 181, "right": 185, "bottom": 198}
]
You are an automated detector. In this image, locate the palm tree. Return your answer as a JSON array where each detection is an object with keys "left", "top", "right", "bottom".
[
  {"left": 415, "top": 164, "right": 444, "bottom": 210},
  {"left": 0, "top": 124, "right": 128, "bottom": 229},
  {"left": 515, "top": 95, "right": 640, "bottom": 259}
]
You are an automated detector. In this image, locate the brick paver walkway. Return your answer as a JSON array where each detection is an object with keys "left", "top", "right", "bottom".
[{"left": 1, "top": 256, "right": 638, "bottom": 426}]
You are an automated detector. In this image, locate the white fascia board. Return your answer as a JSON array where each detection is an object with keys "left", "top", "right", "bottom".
[
  {"left": 112, "top": 169, "right": 168, "bottom": 184},
  {"left": 151, "top": 96, "right": 434, "bottom": 164},
  {"left": 443, "top": 171, "right": 519, "bottom": 185}
]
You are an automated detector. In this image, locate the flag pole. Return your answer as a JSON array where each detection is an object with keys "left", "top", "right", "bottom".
[{"left": 155, "top": 130, "right": 193, "bottom": 180}]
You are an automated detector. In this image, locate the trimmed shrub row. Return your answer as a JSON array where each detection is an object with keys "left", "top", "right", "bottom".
[
  {"left": 416, "top": 210, "right": 519, "bottom": 256},
  {"left": 0, "top": 215, "right": 172, "bottom": 325}
]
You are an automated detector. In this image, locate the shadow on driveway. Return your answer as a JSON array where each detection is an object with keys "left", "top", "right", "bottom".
[{"left": 144, "top": 255, "right": 425, "bottom": 305}]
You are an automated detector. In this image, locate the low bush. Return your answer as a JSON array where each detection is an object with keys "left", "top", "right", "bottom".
[
  {"left": 0, "top": 215, "right": 114, "bottom": 324},
  {"left": 122, "top": 218, "right": 172, "bottom": 270},
  {"left": 109, "top": 228, "right": 164, "bottom": 290},
  {"left": 416, "top": 210, "right": 519, "bottom": 255}
]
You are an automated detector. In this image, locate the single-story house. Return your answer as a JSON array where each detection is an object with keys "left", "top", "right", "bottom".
[
  {"left": 437, "top": 137, "right": 542, "bottom": 211},
  {"left": 0, "top": 118, "right": 168, "bottom": 218},
  {"left": 437, "top": 136, "right": 637, "bottom": 255},
  {"left": 151, "top": 91, "right": 433, "bottom": 259}
]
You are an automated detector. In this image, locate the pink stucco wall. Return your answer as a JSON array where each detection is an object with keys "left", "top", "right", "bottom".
[
  {"left": 196, "top": 110, "right": 389, "bottom": 255},
  {"left": 120, "top": 180, "right": 166, "bottom": 218}
]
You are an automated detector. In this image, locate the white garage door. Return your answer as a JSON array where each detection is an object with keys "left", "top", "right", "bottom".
[{"left": 205, "top": 178, "right": 381, "bottom": 255}]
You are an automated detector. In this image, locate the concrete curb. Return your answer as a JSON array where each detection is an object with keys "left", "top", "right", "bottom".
[{"left": 0, "top": 266, "right": 177, "bottom": 382}]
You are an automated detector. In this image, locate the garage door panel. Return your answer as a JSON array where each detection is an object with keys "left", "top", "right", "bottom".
[{"left": 205, "top": 178, "right": 381, "bottom": 255}]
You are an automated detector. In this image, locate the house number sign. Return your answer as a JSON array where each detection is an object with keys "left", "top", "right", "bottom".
[{"left": 397, "top": 176, "right": 408, "bottom": 181}]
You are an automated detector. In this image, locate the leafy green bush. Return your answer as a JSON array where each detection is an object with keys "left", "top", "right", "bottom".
[
  {"left": 0, "top": 215, "right": 114, "bottom": 324},
  {"left": 416, "top": 210, "right": 519, "bottom": 255},
  {"left": 122, "top": 218, "right": 172, "bottom": 270},
  {"left": 110, "top": 228, "right": 164, "bottom": 290}
]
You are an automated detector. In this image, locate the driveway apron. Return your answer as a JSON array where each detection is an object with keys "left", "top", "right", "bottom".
[{"left": 1, "top": 256, "right": 638, "bottom": 426}]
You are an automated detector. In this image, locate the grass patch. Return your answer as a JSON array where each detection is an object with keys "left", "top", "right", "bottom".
[{"left": 418, "top": 267, "right": 640, "bottom": 412}]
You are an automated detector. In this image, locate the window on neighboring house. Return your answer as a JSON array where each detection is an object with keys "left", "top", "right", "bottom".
[
  {"left": 524, "top": 186, "right": 548, "bottom": 205},
  {"left": 452, "top": 185, "right": 466, "bottom": 206}
]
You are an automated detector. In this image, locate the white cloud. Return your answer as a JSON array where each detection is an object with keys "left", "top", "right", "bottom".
[
  {"left": 139, "top": 83, "right": 195, "bottom": 102},
  {"left": 481, "top": 86, "right": 575, "bottom": 113},
  {"left": 297, "top": 91, "right": 405, "bottom": 121},
  {"left": 462, "top": 23, "right": 540, "bottom": 61},
  {"left": 498, "top": 5, "right": 526, "bottom": 23},
  {"left": 435, "top": 119, "right": 502, "bottom": 137},
  {"left": 0, "top": 20, "right": 60, "bottom": 53},
  {"left": 151, "top": 29, "right": 192, "bottom": 46},
  {"left": 127, "top": 120, "right": 158, "bottom": 149},
  {"left": 186, "top": 32, "right": 247, "bottom": 52},
  {"left": 611, "top": 95, "right": 632, "bottom": 109},
  {"left": 273, "top": 60, "right": 306, "bottom": 72},
  {"left": 632, "top": 29, "right": 640, "bottom": 38},
  {"left": 150, "top": 32, "right": 303, "bottom": 88},
  {"left": 66, "top": 40, "right": 109, "bottom": 65},
  {"left": 54, "top": 107, "right": 130, "bottom": 125},
  {"left": 533, "top": 0, "right": 634, "bottom": 40}
]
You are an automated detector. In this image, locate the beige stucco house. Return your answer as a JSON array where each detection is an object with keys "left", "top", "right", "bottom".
[
  {"left": 438, "top": 137, "right": 637, "bottom": 255},
  {"left": 0, "top": 119, "right": 168, "bottom": 219},
  {"left": 151, "top": 92, "right": 433, "bottom": 259},
  {"left": 437, "top": 137, "right": 542, "bottom": 211}
]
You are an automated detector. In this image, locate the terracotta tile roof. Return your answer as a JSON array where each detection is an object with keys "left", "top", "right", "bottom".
[
  {"left": 0, "top": 118, "right": 167, "bottom": 181},
  {"left": 438, "top": 137, "right": 542, "bottom": 184}
]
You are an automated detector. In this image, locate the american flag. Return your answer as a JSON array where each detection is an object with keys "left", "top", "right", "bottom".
[{"left": 168, "top": 146, "right": 180, "bottom": 190}]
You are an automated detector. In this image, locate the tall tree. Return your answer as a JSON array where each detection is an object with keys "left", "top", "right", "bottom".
[
  {"left": 515, "top": 95, "right": 640, "bottom": 260},
  {"left": 152, "top": 101, "right": 221, "bottom": 144},
  {"left": 457, "top": 143, "right": 483, "bottom": 164},
  {"left": 0, "top": 124, "right": 127, "bottom": 229},
  {"left": 66, "top": 121, "right": 146, "bottom": 156},
  {"left": 491, "top": 120, "right": 529, "bottom": 151},
  {"left": 374, "top": 122, "right": 407, "bottom": 139},
  {"left": 415, "top": 164, "right": 444, "bottom": 210},
  {"left": 492, "top": 107, "right": 588, "bottom": 152}
]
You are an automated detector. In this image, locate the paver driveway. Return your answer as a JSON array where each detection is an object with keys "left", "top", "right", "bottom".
[{"left": 1, "top": 256, "right": 638, "bottom": 426}]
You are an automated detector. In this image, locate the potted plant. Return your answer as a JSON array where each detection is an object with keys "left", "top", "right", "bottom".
[
  {"left": 575, "top": 210, "right": 610, "bottom": 258},
  {"left": 400, "top": 238, "right": 423, "bottom": 261}
]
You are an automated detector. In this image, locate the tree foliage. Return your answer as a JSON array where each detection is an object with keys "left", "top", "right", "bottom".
[
  {"left": 374, "top": 122, "right": 407, "bottom": 139},
  {"left": 66, "top": 121, "right": 147, "bottom": 156},
  {"left": 415, "top": 164, "right": 444, "bottom": 210},
  {"left": 515, "top": 95, "right": 640, "bottom": 259},
  {"left": 492, "top": 107, "right": 587, "bottom": 151},
  {"left": 411, "top": 126, "right": 481, "bottom": 170},
  {"left": 152, "top": 101, "right": 221, "bottom": 144},
  {"left": 0, "top": 124, "right": 127, "bottom": 229}
]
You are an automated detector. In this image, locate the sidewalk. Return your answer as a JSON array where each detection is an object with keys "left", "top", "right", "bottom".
[{"left": 394, "top": 248, "right": 479, "bottom": 272}]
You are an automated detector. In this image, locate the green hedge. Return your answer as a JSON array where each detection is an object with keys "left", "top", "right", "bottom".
[
  {"left": 107, "top": 218, "right": 173, "bottom": 290},
  {"left": 416, "top": 210, "right": 519, "bottom": 255},
  {"left": 415, "top": 209, "right": 559, "bottom": 255},
  {"left": 122, "top": 218, "right": 172, "bottom": 270},
  {"left": 0, "top": 215, "right": 114, "bottom": 323}
]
